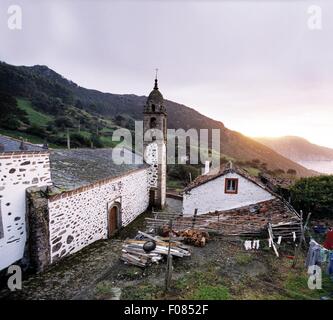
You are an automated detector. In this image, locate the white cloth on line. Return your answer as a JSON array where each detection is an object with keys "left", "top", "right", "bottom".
[
  {"left": 253, "top": 240, "right": 260, "bottom": 250},
  {"left": 268, "top": 238, "right": 272, "bottom": 248},
  {"left": 292, "top": 231, "right": 296, "bottom": 242},
  {"left": 244, "top": 240, "right": 252, "bottom": 250},
  {"left": 277, "top": 236, "right": 282, "bottom": 245}
]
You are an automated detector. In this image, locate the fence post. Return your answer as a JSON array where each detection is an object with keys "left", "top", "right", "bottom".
[
  {"left": 292, "top": 210, "right": 304, "bottom": 268},
  {"left": 165, "top": 219, "right": 173, "bottom": 292},
  {"left": 192, "top": 208, "right": 198, "bottom": 229}
]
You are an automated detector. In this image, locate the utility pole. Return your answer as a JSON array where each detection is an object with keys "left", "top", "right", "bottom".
[
  {"left": 67, "top": 129, "right": 71, "bottom": 150},
  {"left": 164, "top": 219, "right": 173, "bottom": 293}
]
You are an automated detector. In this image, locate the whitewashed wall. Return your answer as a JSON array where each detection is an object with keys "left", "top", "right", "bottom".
[
  {"left": 145, "top": 142, "right": 158, "bottom": 188},
  {"left": 161, "top": 143, "right": 166, "bottom": 206},
  {"left": 145, "top": 142, "right": 167, "bottom": 207},
  {"left": 0, "top": 152, "right": 52, "bottom": 271},
  {"left": 47, "top": 168, "right": 149, "bottom": 263},
  {"left": 182, "top": 172, "right": 275, "bottom": 216}
]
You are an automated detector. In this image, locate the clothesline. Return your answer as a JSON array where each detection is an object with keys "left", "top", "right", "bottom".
[
  {"left": 306, "top": 239, "right": 333, "bottom": 277},
  {"left": 243, "top": 232, "right": 297, "bottom": 251}
]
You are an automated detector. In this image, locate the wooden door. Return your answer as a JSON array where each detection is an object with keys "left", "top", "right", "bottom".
[
  {"left": 108, "top": 206, "right": 118, "bottom": 236},
  {"left": 149, "top": 190, "right": 155, "bottom": 208}
]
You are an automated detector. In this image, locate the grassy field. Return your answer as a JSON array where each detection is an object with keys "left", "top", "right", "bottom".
[{"left": 17, "top": 98, "right": 53, "bottom": 126}]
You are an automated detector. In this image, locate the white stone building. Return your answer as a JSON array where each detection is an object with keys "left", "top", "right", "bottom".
[
  {"left": 0, "top": 138, "right": 52, "bottom": 271},
  {"left": 0, "top": 77, "right": 168, "bottom": 272},
  {"left": 182, "top": 163, "right": 284, "bottom": 216}
]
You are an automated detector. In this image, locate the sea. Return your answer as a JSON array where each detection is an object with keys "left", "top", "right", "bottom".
[{"left": 298, "top": 160, "right": 333, "bottom": 175}]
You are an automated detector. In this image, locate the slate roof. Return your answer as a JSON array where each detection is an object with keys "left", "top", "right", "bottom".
[
  {"left": 0, "top": 134, "right": 46, "bottom": 152},
  {"left": 183, "top": 162, "right": 269, "bottom": 193},
  {"left": 50, "top": 148, "right": 147, "bottom": 191},
  {"left": 183, "top": 162, "right": 300, "bottom": 218}
]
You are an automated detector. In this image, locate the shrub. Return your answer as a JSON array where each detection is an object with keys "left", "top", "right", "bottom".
[
  {"left": 26, "top": 124, "right": 48, "bottom": 138},
  {"left": 273, "top": 168, "right": 285, "bottom": 176},
  {"left": 167, "top": 164, "right": 200, "bottom": 183},
  {"left": 290, "top": 175, "right": 333, "bottom": 216},
  {"left": 287, "top": 169, "right": 297, "bottom": 176},
  {"left": 91, "top": 134, "right": 104, "bottom": 148},
  {"left": 54, "top": 116, "right": 75, "bottom": 129},
  {"left": 70, "top": 133, "right": 91, "bottom": 148},
  {"left": 0, "top": 92, "right": 29, "bottom": 129}
]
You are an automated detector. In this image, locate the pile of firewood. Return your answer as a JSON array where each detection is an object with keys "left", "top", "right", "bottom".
[
  {"left": 175, "top": 229, "right": 209, "bottom": 247},
  {"left": 121, "top": 231, "right": 191, "bottom": 268},
  {"left": 159, "top": 226, "right": 209, "bottom": 247}
]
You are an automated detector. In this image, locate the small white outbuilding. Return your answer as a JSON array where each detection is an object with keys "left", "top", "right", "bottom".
[{"left": 182, "top": 163, "right": 276, "bottom": 216}]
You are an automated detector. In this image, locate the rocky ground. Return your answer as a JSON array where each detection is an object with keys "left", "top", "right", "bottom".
[{"left": 0, "top": 199, "right": 332, "bottom": 300}]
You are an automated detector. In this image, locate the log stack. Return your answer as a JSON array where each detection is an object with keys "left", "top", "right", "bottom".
[
  {"left": 176, "top": 229, "right": 209, "bottom": 247},
  {"left": 121, "top": 234, "right": 191, "bottom": 268},
  {"left": 159, "top": 226, "right": 209, "bottom": 247}
]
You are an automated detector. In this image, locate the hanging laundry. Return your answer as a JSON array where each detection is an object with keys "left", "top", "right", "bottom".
[
  {"left": 320, "top": 248, "right": 329, "bottom": 263},
  {"left": 327, "top": 252, "right": 333, "bottom": 276},
  {"left": 305, "top": 239, "right": 322, "bottom": 268},
  {"left": 277, "top": 236, "right": 282, "bottom": 245},
  {"left": 253, "top": 240, "right": 260, "bottom": 250},
  {"left": 244, "top": 240, "right": 252, "bottom": 250},
  {"left": 323, "top": 228, "right": 333, "bottom": 250}
]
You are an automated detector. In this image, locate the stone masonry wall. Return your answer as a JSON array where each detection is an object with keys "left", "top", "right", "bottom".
[
  {"left": 26, "top": 186, "right": 51, "bottom": 273},
  {"left": 47, "top": 168, "right": 149, "bottom": 264},
  {"left": 145, "top": 142, "right": 158, "bottom": 188},
  {"left": 0, "top": 152, "right": 52, "bottom": 271}
]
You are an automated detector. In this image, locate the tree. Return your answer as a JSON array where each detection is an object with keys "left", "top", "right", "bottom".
[
  {"left": 26, "top": 124, "right": 48, "bottom": 138},
  {"left": 0, "top": 92, "right": 29, "bottom": 129},
  {"left": 54, "top": 116, "right": 74, "bottom": 129},
  {"left": 91, "top": 134, "right": 104, "bottom": 148},
  {"left": 70, "top": 133, "right": 91, "bottom": 148},
  {"left": 290, "top": 176, "right": 333, "bottom": 216},
  {"left": 167, "top": 164, "right": 200, "bottom": 184}
]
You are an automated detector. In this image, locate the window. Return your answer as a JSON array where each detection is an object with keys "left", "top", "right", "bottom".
[
  {"left": 225, "top": 178, "right": 238, "bottom": 194},
  {"left": 150, "top": 117, "right": 157, "bottom": 128}
]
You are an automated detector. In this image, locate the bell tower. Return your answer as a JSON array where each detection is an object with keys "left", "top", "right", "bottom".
[{"left": 143, "top": 73, "right": 167, "bottom": 209}]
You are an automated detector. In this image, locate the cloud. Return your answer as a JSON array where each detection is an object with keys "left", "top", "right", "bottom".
[{"left": 0, "top": 0, "right": 332, "bottom": 147}]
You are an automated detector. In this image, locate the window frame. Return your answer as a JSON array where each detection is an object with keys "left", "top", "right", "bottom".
[{"left": 224, "top": 178, "right": 239, "bottom": 194}]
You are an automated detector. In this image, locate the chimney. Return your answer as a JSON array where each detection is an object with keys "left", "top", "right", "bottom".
[{"left": 204, "top": 160, "right": 210, "bottom": 175}]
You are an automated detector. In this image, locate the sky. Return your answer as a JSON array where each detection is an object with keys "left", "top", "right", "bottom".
[{"left": 1, "top": 0, "right": 333, "bottom": 148}]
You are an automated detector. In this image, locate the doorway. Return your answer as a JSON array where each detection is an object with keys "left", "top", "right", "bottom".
[{"left": 108, "top": 205, "right": 118, "bottom": 237}]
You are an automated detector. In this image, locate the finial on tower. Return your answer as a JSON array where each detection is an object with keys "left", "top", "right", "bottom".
[{"left": 154, "top": 68, "right": 159, "bottom": 90}]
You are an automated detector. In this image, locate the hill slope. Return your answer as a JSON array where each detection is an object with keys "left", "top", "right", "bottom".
[
  {"left": 255, "top": 136, "right": 333, "bottom": 162},
  {"left": 0, "top": 61, "right": 315, "bottom": 177}
]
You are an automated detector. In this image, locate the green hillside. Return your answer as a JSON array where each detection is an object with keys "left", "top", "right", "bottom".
[
  {"left": 0, "top": 61, "right": 316, "bottom": 177},
  {"left": 17, "top": 98, "right": 54, "bottom": 126}
]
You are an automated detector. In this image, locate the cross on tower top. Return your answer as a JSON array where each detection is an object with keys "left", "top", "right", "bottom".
[{"left": 154, "top": 68, "right": 159, "bottom": 90}]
